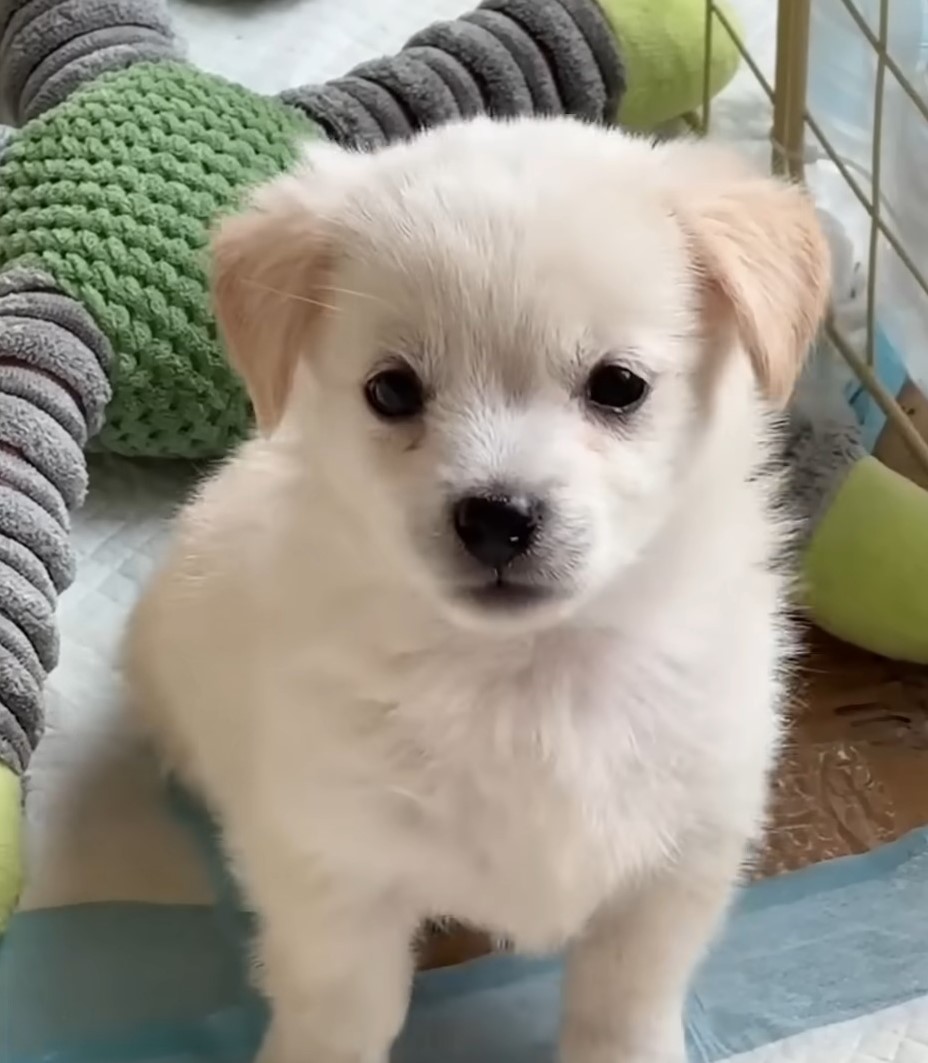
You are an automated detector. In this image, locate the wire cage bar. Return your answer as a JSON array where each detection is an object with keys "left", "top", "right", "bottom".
[{"left": 699, "top": 0, "right": 928, "bottom": 477}]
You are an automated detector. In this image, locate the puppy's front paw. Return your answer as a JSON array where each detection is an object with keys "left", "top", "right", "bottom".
[
  {"left": 255, "top": 1023, "right": 389, "bottom": 1063},
  {"left": 560, "top": 1025, "right": 686, "bottom": 1063},
  {"left": 255, "top": 1040, "right": 387, "bottom": 1063},
  {"left": 563, "top": 1053, "right": 685, "bottom": 1063},
  {"left": 562, "top": 1048, "right": 686, "bottom": 1063}
]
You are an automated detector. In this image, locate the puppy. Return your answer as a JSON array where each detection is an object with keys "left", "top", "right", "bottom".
[{"left": 126, "top": 117, "right": 830, "bottom": 1063}]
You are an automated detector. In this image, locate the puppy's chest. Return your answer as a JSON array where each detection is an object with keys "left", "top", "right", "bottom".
[
  {"left": 399, "top": 749, "right": 665, "bottom": 946},
  {"left": 354, "top": 641, "right": 706, "bottom": 944}
]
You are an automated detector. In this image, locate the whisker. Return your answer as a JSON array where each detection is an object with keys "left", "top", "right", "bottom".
[
  {"left": 315, "top": 283, "right": 389, "bottom": 306},
  {"left": 243, "top": 279, "right": 340, "bottom": 313}
]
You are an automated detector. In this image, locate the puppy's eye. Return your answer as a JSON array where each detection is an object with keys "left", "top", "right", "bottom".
[
  {"left": 585, "top": 363, "right": 648, "bottom": 413},
  {"left": 364, "top": 365, "right": 425, "bottom": 420}
]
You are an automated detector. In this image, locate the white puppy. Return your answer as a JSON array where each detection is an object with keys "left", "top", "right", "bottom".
[{"left": 126, "top": 117, "right": 830, "bottom": 1063}]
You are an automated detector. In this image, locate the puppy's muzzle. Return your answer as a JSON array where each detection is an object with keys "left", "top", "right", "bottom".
[{"left": 451, "top": 492, "right": 543, "bottom": 570}]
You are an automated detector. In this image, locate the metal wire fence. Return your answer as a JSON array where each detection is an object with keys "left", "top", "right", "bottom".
[{"left": 699, "top": 0, "right": 928, "bottom": 476}]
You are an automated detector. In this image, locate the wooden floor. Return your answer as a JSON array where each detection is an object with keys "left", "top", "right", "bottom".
[
  {"left": 417, "top": 627, "right": 928, "bottom": 970},
  {"left": 762, "top": 627, "right": 928, "bottom": 876}
]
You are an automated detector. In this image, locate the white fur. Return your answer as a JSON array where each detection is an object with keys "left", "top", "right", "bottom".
[{"left": 126, "top": 118, "right": 823, "bottom": 1063}]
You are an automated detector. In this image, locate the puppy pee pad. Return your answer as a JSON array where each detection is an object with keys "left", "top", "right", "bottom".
[{"left": 6, "top": 811, "right": 928, "bottom": 1062}]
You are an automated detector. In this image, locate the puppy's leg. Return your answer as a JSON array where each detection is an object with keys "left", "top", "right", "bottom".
[
  {"left": 560, "top": 839, "right": 745, "bottom": 1063},
  {"left": 248, "top": 860, "right": 416, "bottom": 1063}
]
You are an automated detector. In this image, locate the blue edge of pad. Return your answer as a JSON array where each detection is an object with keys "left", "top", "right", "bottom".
[{"left": 3, "top": 782, "right": 928, "bottom": 1063}]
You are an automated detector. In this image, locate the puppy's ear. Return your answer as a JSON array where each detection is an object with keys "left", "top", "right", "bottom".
[
  {"left": 671, "top": 148, "right": 831, "bottom": 407},
  {"left": 211, "top": 174, "right": 335, "bottom": 434}
]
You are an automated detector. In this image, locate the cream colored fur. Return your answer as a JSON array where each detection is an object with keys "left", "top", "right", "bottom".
[{"left": 125, "top": 118, "right": 830, "bottom": 1063}]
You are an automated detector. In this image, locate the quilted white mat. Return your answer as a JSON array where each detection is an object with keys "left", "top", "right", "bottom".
[
  {"left": 22, "top": 457, "right": 208, "bottom": 911},
  {"left": 730, "top": 997, "right": 928, "bottom": 1063},
  {"left": 171, "top": 0, "right": 471, "bottom": 94}
]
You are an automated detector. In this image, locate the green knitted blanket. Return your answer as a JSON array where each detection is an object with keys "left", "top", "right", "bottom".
[{"left": 0, "top": 62, "right": 315, "bottom": 457}]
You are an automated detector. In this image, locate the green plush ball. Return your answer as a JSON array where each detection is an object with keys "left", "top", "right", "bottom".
[
  {"left": 0, "top": 62, "right": 315, "bottom": 458},
  {"left": 0, "top": 765, "right": 21, "bottom": 933},
  {"left": 804, "top": 456, "right": 928, "bottom": 664},
  {"left": 597, "top": 0, "right": 742, "bottom": 129}
]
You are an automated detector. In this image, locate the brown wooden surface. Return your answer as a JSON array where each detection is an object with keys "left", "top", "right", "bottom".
[{"left": 761, "top": 627, "right": 928, "bottom": 876}]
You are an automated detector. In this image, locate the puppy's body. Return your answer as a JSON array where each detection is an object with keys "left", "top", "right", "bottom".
[
  {"left": 132, "top": 399, "right": 778, "bottom": 935},
  {"left": 127, "top": 119, "right": 828, "bottom": 1063}
]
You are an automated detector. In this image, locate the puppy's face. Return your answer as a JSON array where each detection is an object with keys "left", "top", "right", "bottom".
[{"left": 212, "top": 120, "right": 829, "bottom": 630}]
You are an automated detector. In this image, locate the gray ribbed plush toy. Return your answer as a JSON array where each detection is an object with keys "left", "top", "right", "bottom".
[{"left": 0, "top": 0, "right": 624, "bottom": 796}]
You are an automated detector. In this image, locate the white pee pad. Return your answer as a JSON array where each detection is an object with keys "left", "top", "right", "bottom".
[{"left": 731, "top": 997, "right": 928, "bottom": 1063}]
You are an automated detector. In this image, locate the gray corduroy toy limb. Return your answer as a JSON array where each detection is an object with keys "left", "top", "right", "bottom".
[
  {"left": 280, "top": 0, "right": 626, "bottom": 150},
  {"left": 0, "top": 0, "right": 181, "bottom": 775},
  {"left": 0, "top": 0, "right": 181, "bottom": 124},
  {"left": 0, "top": 267, "right": 113, "bottom": 773},
  {"left": 787, "top": 351, "right": 867, "bottom": 546}
]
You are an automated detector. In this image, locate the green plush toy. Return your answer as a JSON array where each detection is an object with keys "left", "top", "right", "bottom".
[
  {"left": 0, "top": 766, "right": 21, "bottom": 932},
  {"left": 783, "top": 207, "right": 928, "bottom": 667},
  {"left": 788, "top": 337, "right": 928, "bottom": 666},
  {"left": 803, "top": 456, "right": 928, "bottom": 664},
  {"left": 606, "top": 0, "right": 740, "bottom": 129}
]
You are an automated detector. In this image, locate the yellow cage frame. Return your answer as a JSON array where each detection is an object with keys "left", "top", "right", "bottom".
[{"left": 700, "top": 0, "right": 928, "bottom": 477}]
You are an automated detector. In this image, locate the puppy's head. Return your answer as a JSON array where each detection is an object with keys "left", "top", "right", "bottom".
[{"left": 212, "top": 120, "right": 829, "bottom": 631}]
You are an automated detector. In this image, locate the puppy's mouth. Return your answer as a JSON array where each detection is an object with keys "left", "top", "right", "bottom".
[{"left": 462, "top": 576, "right": 555, "bottom": 610}]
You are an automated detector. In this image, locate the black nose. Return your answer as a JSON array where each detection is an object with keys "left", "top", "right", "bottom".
[{"left": 452, "top": 493, "right": 541, "bottom": 570}]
